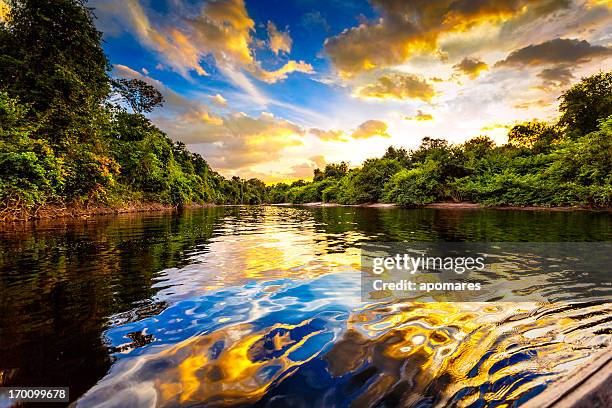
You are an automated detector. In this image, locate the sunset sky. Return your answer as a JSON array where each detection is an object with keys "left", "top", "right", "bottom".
[{"left": 88, "top": 0, "right": 612, "bottom": 182}]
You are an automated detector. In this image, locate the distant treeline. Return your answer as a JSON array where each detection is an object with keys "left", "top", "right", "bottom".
[
  {"left": 1, "top": 1, "right": 611, "bottom": 219},
  {"left": 269, "top": 72, "right": 612, "bottom": 207}
]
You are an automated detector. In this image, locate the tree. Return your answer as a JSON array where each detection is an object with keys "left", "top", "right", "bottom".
[
  {"left": 323, "top": 162, "right": 348, "bottom": 179},
  {"left": 559, "top": 71, "right": 612, "bottom": 135},
  {"left": 507, "top": 121, "right": 559, "bottom": 153},
  {"left": 0, "top": 0, "right": 110, "bottom": 145},
  {"left": 383, "top": 146, "right": 411, "bottom": 167},
  {"left": 111, "top": 78, "right": 164, "bottom": 114}
]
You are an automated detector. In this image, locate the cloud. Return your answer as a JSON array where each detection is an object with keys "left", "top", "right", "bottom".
[
  {"left": 537, "top": 65, "right": 574, "bottom": 88},
  {"left": 251, "top": 60, "right": 314, "bottom": 84},
  {"left": 118, "top": 0, "right": 208, "bottom": 77},
  {"left": 350, "top": 120, "right": 391, "bottom": 139},
  {"left": 453, "top": 57, "right": 489, "bottom": 79},
  {"left": 323, "top": 0, "right": 570, "bottom": 77},
  {"left": 300, "top": 11, "right": 331, "bottom": 32},
  {"left": 210, "top": 93, "right": 227, "bottom": 106},
  {"left": 267, "top": 21, "right": 292, "bottom": 55},
  {"left": 405, "top": 110, "right": 434, "bottom": 121},
  {"left": 287, "top": 155, "right": 327, "bottom": 179},
  {"left": 112, "top": 64, "right": 305, "bottom": 170},
  {"left": 355, "top": 72, "right": 435, "bottom": 101},
  {"left": 309, "top": 128, "right": 347, "bottom": 141},
  {"left": 512, "top": 98, "right": 552, "bottom": 109},
  {"left": 94, "top": 0, "right": 313, "bottom": 100},
  {"left": 495, "top": 38, "right": 612, "bottom": 67},
  {"left": 113, "top": 64, "right": 223, "bottom": 125},
  {"left": 205, "top": 112, "right": 304, "bottom": 169},
  {"left": 309, "top": 155, "right": 327, "bottom": 168}
]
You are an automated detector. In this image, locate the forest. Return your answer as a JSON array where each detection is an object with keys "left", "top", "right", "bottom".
[
  {"left": 270, "top": 73, "right": 612, "bottom": 207},
  {"left": 1, "top": 0, "right": 611, "bottom": 221}
]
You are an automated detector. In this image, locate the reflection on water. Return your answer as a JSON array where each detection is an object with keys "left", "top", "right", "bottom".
[{"left": 0, "top": 206, "right": 610, "bottom": 407}]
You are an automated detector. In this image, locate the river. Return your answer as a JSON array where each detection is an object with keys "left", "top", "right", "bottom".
[{"left": 0, "top": 206, "right": 610, "bottom": 407}]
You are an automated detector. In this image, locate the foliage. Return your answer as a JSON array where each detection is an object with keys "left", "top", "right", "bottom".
[
  {"left": 269, "top": 75, "right": 612, "bottom": 208},
  {"left": 507, "top": 121, "right": 560, "bottom": 153},
  {"left": 0, "top": 1, "right": 269, "bottom": 212},
  {"left": 111, "top": 78, "right": 164, "bottom": 114},
  {"left": 559, "top": 71, "right": 612, "bottom": 135},
  {"left": 382, "top": 162, "right": 440, "bottom": 206},
  {"left": 0, "top": 0, "right": 610, "bottom": 215},
  {"left": 0, "top": 0, "right": 110, "bottom": 147}
]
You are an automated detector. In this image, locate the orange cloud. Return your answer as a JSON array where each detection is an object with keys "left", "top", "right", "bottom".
[
  {"left": 100, "top": 0, "right": 313, "bottom": 88},
  {"left": 309, "top": 128, "right": 347, "bottom": 141},
  {"left": 252, "top": 60, "right": 314, "bottom": 84},
  {"left": 453, "top": 57, "right": 489, "bottom": 79},
  {"left": 405, "top": 110, "right": 434, "bottom": 121},
  {"left": 350, "top": 120, "right": 391, "bottom": 139},
  {"left": 323, "top": 0, "right": 570, "bottom": 77},
  {"left": 210, "top": 93, "right": 228, "bottom": 107},
  {"left": 355, "top": 72, "right": 435, "bottom": 101},
  {"left": 267, "top": 21, "right": 292, "bottom": 55}
]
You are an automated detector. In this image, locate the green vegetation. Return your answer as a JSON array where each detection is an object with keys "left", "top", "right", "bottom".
[
  {"left": 0, "top": 0, "right": 610, "bottom": 219},
  {"left": 0, "top": 0, "right": 269, "bottom": 218},
  {"left": 269, "top": 72, "right": 612, "bottom": 208}
]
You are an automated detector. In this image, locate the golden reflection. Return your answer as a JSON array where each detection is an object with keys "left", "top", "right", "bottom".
[
  {"left": 85, "top": 319, "right": 328, "bottom": 406},
  {"left": 319, "top": 300, "right": 611, "bottom": 407},
  {"left": 69, "top": 207, "right": 611, "bottom": 407}
]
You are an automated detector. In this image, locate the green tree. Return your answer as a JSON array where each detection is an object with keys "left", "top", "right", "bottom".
[
  {"left": 507, "top": 121, "right": 559, "bottom": 153},
  {"left": 111, "top": 78, "right": 164, "bottom": 114},
  {"left": 0, "top": 0, "right": 110, "bottom": 146},
  {"left": 559, "top": 71, "right": 612, "bottom": 135}
]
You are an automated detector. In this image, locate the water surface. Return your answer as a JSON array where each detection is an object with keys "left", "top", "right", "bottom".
[{"left": 0, "top": 206, "right": 610, "bottom": 407}]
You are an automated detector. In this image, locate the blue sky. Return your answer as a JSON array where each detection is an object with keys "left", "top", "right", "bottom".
[{"left": 87, "top": 0, "right": 612, "bottom": 182}]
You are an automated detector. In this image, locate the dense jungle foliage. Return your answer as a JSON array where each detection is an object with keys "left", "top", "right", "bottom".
[
  {"left": 0, "top": 0, "right": 270, "bottom": 215},
  {"left": 0, "top": 0, "right": 610, "bottom": 216},
  {"left": 269, "top": 73, "right": 612, "bottom": 207}
]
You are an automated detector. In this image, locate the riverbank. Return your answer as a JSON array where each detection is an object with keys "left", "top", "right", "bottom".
[
  {"left": 274, "top": 202, "right": 612, "bottom": 211},
  {"left": 3, "top": 201, "right": 610, "bottom": 222},
  {"left": 0, "top": 202, "right": 216, "bottom": 222}
]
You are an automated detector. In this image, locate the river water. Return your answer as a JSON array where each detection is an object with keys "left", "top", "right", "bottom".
[{"left": 0, "top": 206, "right": 610, "bottom": 407}]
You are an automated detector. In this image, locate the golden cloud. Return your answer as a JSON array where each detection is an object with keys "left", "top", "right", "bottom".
[
  {"left": 252, "top": 60, "right": 314, "bottom": 84},
  {"left": 405, "top": 110, "right": 434, "bottom": 121},
  {"left": 309, "top": 155, "right": 327, "bottom": 168},
  {"left": 323, "top": 0, "right": 570, "bottom": 77},
  {"left": 355, "top": 72, "right": 435, "bottom": 101},
  {"left": 210, "top": 93, "right": 228, "bottom": 106},
  {"left": 114, "top": 64, "right": 224, "bottom": 129},
  {"left": 453, "top": 57, "right": 489, "bottom": 79},
  {"left": 99, "top": 0, "right": 312, "bottom": 86},
  {"left": 202, "top": 112, "right": 305, "bottom": 169},
  {"left": 267, "top": 21, "right": 292, "bottom": 55},
  {"left": 309, "top": 128, "right": 347, "bottom": 141},
  {"left": 512, "top": 99, "right": 551, "bottom": 109},
  {"left": 350, "top": 120, "right": 391, "bottom": 139},
  {"left": 287, "top": 156, "right": 327, "bottom": 179}
]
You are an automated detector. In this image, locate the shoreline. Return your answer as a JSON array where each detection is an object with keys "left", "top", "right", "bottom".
[
  {"left": 2, "top": 201, "right": 610, "bottom": 223},
  {"left": 0, "top": 202, "right": 216, "bottom": 223},
  {"left": 274, "top": 202, "right": 612, "bottom": 211}
]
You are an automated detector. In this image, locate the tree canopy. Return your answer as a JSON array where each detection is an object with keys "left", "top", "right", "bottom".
[{"left": 111, "top": 78, "right": 165, "bottom": 114}]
